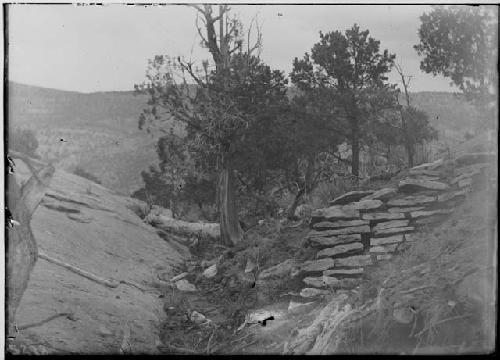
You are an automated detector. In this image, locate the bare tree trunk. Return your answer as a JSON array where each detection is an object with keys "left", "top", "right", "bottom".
[
  {"left": 286, "top": 188, "right": 305, "bottom": 220},
  {"left": 351, "top": 126, "right": 360, "bottom": 181},
  {"left": 6, "top": 156, "right": 54, "bottom": 338},
  {"left": 218, "top": 153, "right": 243, "bottom": 246}
]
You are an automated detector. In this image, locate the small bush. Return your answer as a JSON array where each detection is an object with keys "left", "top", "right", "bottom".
[{"left": 73, "top": 166, "right": 102, "bottom": 185}]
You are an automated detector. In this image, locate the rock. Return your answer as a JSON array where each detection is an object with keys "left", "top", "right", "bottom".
[
  {"left": 245, "top": 309, "right": 280, "bottom": 325},
  {"left": 370, "top": 243, "right": 398, "bottom": 253},
  {"left": 258, "top": 259, "right": 297, "bottom": 280},
  {"left": 373, "top": 220, "right": 409, "bottom": 231},
  {"left": 377, "top": 254, "right": 393, "bottom": 261},
  {"left": 410, "top": 209, "right": 453, "bottom": 219},
  {"left": 202, "top": 264, "right": 217, "bottom": 278},
  {"left": 410, "top": 158, "right": 443, "bottom": 171},
  {"left": 454, "top": 152, "right": 497, "bottom": 167},
  {"left": 387, "top": 195, "right": 436, "bottom": 207},
  {"left": 362, "top": 212, "right": 405, "bottom": 221},
  {"left": 303, "top": 276, "right": 326, "bottom": 287},
  {"left": 312, "top": 219, "right": 369, "bottom": 230},
  {"left": 458, "top": 178, "right": 472, "bottom": 188},
  {"left": 300, "top": 288, "right": 329, "bottom": 298},
  {"left": 42, "top": 202, "right": 81, "bottom": 213},
  {"left": 410, "top": 175, "right": 441, "bottom": 182},
  {"left": 307, "top": 225, "right": 371, "bottom": 239},
  {"left": 324, "top": 268, "right": 364, "bottom": 276},
  {"left": 393, "top": 302, "right": 414, "bottom": 324},
  {"left": 437, "top": 189, "right": 469, "bottom": 202},
  {"left": 350, "top": 199, "right": 383, "bottom": 211},
  {"left": 360, "top": 188, "right": 397, "bottom": 201},
  {"left": 374, "top": 226, "right": 414, "bottom": 236},
  {"left": 329, "top": 190, "right": 375, "bottom": 205},
  {"left": 149, "top": 205, "right": 173, "bottom": 219},
  {"left": 308, "top": 234, "right": 362, "bottom": 247},
  {"left": 370, "top": 234, "right": 404, "bottom": 246},
  {"left": 455, "top": 163, "right": 490, "bottom": 176},
  {"left": 398, "top": 179, "right": 448, "bottom": 193},
  {"left": 316, "top": 242, "right": 364, "bottom": 258},
  {"left": 334, "top": 255, "right": 372, "bottom": 267},
  {"left": 189, "top": 310, "right": 209, "bottom": 325},
  {"left": 98, "top": 325, "right": 114, "bottom": 336},
  {"left": 301, "top": 258, "right": 335, "bottom": 273},
  {"left": 295, "top": 204, "right": 313, "bottom": 219},
  {"left": 288, "top": 301, "right": 316, "bottom": 315},
  {"left": 170, "top": 272, "right": 189, "bottom": 282},
  {"left": 175, "top": 279, "right": 197, "bottom": 292},
  {"left": 404, "top": 233, "right": 414, "bottom": 242},
  {"left": 66, "top": 213, "right": 93, "bottom": 223},
  {"left": 330, "top": 278, "right": 362, "bottom": 289},
  {"left": 388, "top": 206, "right": 426, "bottom": 213},
  {"left": 311, "top": 205, "right": 360, "bottom": 222},
  {"left": 450, "top": 170, "right": 481, "bottom": 185},
  {"left": 245, "top": 258, "right": 257, "bottom": 273},
  {"left": 408, "top": 168, "right": 441, "bottom": 177}
]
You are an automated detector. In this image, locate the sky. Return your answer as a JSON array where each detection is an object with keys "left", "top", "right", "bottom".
[{"left": 8, "top": 3, "right": 463, "bottom": 93}]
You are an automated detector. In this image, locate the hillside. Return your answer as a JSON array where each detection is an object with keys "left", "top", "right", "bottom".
[{"left": 7, "top": 82, "right": 481, "bottom": 195}]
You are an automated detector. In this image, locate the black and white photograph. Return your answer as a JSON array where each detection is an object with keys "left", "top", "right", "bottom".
[{"left": 2, "top": 1, "right": 498, "bottom": 355}]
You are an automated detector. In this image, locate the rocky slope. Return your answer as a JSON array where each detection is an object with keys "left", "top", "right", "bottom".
[{"left": 7, "top": 161, "right": 187, "bottom": 355}]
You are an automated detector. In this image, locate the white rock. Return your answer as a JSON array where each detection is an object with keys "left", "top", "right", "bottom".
[
  {"left": 387, "top": 195, "right": 436, "bottom": 207},
  {"left": 245, "top": 258, "right": 257, "bottom": 273},
  {"left": 170, "top": 272, "right": 189, "bottom": 282},
  {"left": 410, "top": 209, "right": 453, "bottom": 219},
  {"left": 202, "top": 264, "right": 217, "bottom": 278},
  {"left": 398, "top": 179, "right": 448, "bottom": 192},
  {"left": 309, "top": 234, "right": 362, "bottom": 247},
  {"left": 176, "top": 279, "right": 197, "bottom": 292},
  {"left": 288, "top": 301, "right": 315, "bottom": 314},
  {"left": 190, "top": 311, "right": 209, "bottom": 324}
]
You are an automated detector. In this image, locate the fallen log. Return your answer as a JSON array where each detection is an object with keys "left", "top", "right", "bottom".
[{"left": 146, "top": 214, "right": 220, "bottom": 240}]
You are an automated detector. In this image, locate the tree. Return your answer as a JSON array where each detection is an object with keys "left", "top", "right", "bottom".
[
  {"left": 293, "top": 24, "right": 397, "bottom": 179},
  {"left": 414, "top": 5, "right": 498, "bottom": 122},
  {"left": 136, "top": 5, "right": 288, "bottom": 245}
]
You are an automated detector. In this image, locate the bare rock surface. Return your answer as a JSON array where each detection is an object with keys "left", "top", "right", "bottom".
[
  {"left": 374, "top": 226, "right": 414, "bottom": 236},
  {"left": 316, "top": 242, "right": 364, "bottom": 258},
  {"left": 329, "top": 190, "right": 375, "bottom": 205},
  {"left": 387, "top": 195, "right": 436, "bottom": 207},
  {"left": 360, "top": 187, "right": 397, "bottom": 201},
  {"left": 370, "top": 234, "right": 404, "bottom": 246},
  {"left": 362, "top": 212, "right": 405, "bottom": 221},
  {"left": 312, "top": 219, "right": 369, "bottom": 230},
  {"left": 301, "top": 258, "right": 336, "bottom": 273},
  {"left": 308, "top": 234, "right": 362, "bottom": 247},
  {"left": 307, "top": 225, "right": 371, "bottom": 239},
  {"left": 334, "top": 255, "right": 372, "bottom": 267},
  {"left": 373, "top": 219, "right": 410, "bottom": 231},
  {"left": 311, "top": 205, "right": 360, "bottom": 222},
  {"left": 398, "top": 179, "right": 448, "bottom": 193}
]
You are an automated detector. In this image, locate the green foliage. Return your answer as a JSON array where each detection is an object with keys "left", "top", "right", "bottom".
[
  {"left": 9, "top": 127, "right": 39, "bottom": 158},
  {"left": 72, "top": 166, "right": 102, "bottom": 185},
  {"left": 414, "top": 6, "right": 498, "bottom": 109},
  {"left": 403, "top": 106, "right": 439, "bottom": 146}
]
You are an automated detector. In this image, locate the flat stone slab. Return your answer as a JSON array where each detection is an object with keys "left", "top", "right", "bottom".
[
  {"left": 334, "top": 254, "right": 372, "bottom": 267},
  {"left": 410, "top": 175, "right": 441, "bottom": 182},
  {"left": 307, "top": 225, "right": 371, "bottom": 239},
  {"left": 362, "top": 212, "right": 405, "bottom": 221},
  {"left": 324, "top": 267, "right": 364, "bottom": 276},
  {"left": 330, "top": 278, "right": 362, "bottom": 289},
  {"left": 316, "top": 242, "right": 364, "bottom": 258},
  {"left": 410, "top": 209, "right": 453, "bottom": 219},
  {"left": 300, "top": 288, "right": 330, "bottom": 298},
  {"left": 370, "top": 234, "right": 404, "bottom": 246},
  {"left": 350, "top": 199, "right": 383, "bottom": 211},
  {"left": 374, "top": 226, "right": 414, "bottom": 236},
  {"left": 410, "top": 158, "right": 444, "bottom": 171},
  {"left": 258, "top": 259, "right": 297, "bottom": 280},
  {"left": 437, "top": 189, "right": 469, "bottom": 202},
  {"left": 312, "top": 219, "right": 369, "bottom": 230},
  {"left": 388, "top": 206, "right": 426, "bottom": 213},
  {"left": 387, "top": 195, "right": 436, "bottom": 207},
  {"left": 311, "top": 205, "right": 360, "bottom": 222},
  {"left": 303, "top": 276, "right": 326, "bottom": 287},
  {"left": 377, "top": 254, "right": 393, "bottom": 261},
  {"left": 329, "top": 190, "right": 375, "bottom": 205},
  {"left": 373, "top": 219, "right": 410, "bottom": 231},
  {"left": 454, "top": 152, "right": 497, "bottom": 167},
  {"left": 309, "top": 234, "right": 362, "bottom": 247},
  {"left": 370, "top": 243, "right": 399, "bottom": 253},
  {"left": 360, "top": 187, "right": 397, "bottom": 201},
  {"left": 301, "top": 258, "right": 335, "bottom": 273},
  {"left": 398, "top": 179, "right": 448, "bottom": 193}
]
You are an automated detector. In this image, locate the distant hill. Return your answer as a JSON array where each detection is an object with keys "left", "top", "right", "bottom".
[{"left": 7, "top": 82, "right": 480, "bottom": 195}]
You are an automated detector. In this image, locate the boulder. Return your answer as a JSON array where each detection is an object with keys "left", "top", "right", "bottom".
[
  {"left": 454, "top": 152, "right": 497, "bottom": 167},
  {"left": 309, "top": 234, "right": 362, "bottom": 247},
  {"left": 362, "top": 212, "right": 405, "bottom": 221},
  {"left": 258, "top": 259, "right": 297, "bottom": 280},
  {"left": 350, "top": 199, "right": 383, "bottom": 211},
  {"left": 307, "top": 225, "right": 371, "bottom": 239},
  {"left": 334, "top": 255, "right": 372, "bottom": 267},
  {"left": 360, "top": 187, "right": 397, "bottom": 201},
  {"left": 373, "top": 219, "right": 409, "bottom": 231},
  {"left": 311, "top": 205, "right": 360, "bottom": 222},
  {"left": 370, "top": 234, "right": 404, "bottom": 246},
  {"left": 410, "top": 209, "right": 453, "bottom": 219},
  {"left": 300, "top": 288, "right": 330, "bottom": 298},
  {"left": 312, "top": 219, "right": 369, "bottom": 230},
  {"left": 398, "top": 179, "right": 448, "bottom": 193},
  {"left": 323, "top": 268, "right": 364, "bottom": 276},
  {"left": 202, "top": 264, "right": 217, "bottom": 278},
  {"left": 370, "top": 243, "right": 399, "bottom": 253},
  {"left": 301, "top": 258, "right": 335, "bottom": 273},
  {"left": 316, "top": 242, "right": 364, "bottom": 258},
  {"left": 374, "top": 226, "right": 414, "bottom": 236},
  {"left": 388, "top": 206, "right": 425, "bottom": 213},
  {"left": 329, "top": 190, "right": 375, "bottom": 205},
  {"left": 387, "top": 195, "right": 436, "bottom": 207}
]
